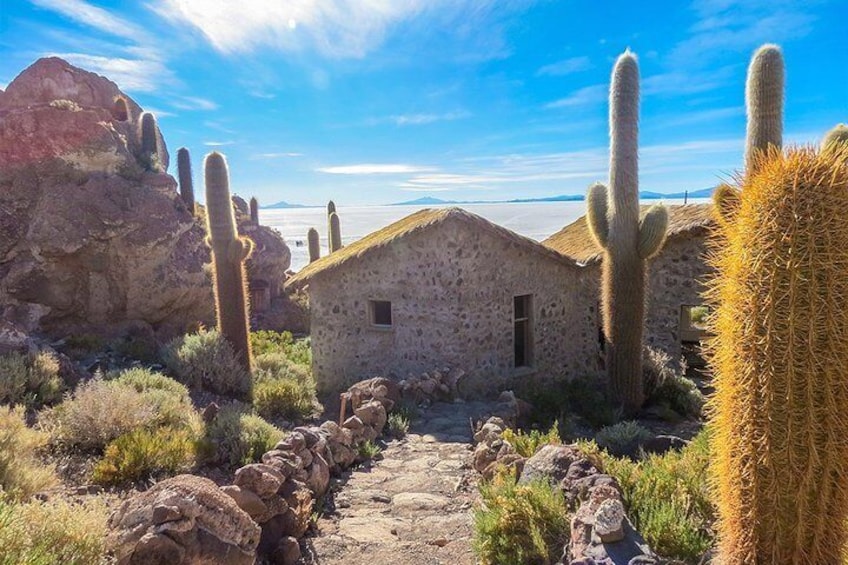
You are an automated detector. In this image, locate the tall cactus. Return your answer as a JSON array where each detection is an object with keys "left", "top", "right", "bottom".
[
  {"left": 249, "top": 197, "right": 259, "bottom": 225},
  {"left": 327, "top": 200, "right": 336, "bottom": 216},
  {"left": 329, "top": 211, "right": 342, "bottom": 253},
  {"left": 307, "top": 228, "right": 320, "bottom": 263},
  {"left": 139, "top": 112, "right": 161, "bottom": 172},
  {"left": 709, "top": 144, "right": 848, "bottom": 564},
  {"left": 204, "top": 152, "right": 253, "bottom": 399},
  {"left": 177, "top": 147, "right": 195, "bottom": 212},
  {"left": 585, "top": 50, "right": 668, "bottom": 414},
  {"left": 745, "top": 44, "right": 784, "bottom": 175}
]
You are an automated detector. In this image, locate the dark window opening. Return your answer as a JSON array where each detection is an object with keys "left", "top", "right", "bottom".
[
  {"left": 370, "top": 300, "right": 392, "bottom": 327},
  {"left": 514, "top": 295, "right": 533, "bottom": 368}
]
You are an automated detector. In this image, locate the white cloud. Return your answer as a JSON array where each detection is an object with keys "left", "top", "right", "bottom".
[
  {"left": 29, "top": 0, "right": 147, "bottom": 42},
  {"left": 536, "top": 56, "right": 592, "bottom": 77},
  {"left": 253, "top": 152, "right": 304, "bottom": 159},
  {"left": 545, "top": 84, "right": 606, "bottom": 109},
  {"left": 204, "top": 141, "right": 235, "bottom": 146},
  {"left": 48, "top": 53, "right": 170, "bottom": 92},
  {"left": 152, "top": 0, "right": 533, "bottom": 58},
  {"left": 318, "top": 164, "right": 434, "bottom": 174},
  {"left": 366, "top": 110, "right": 471, "bottom": 127},
  {"left": 172, "top": 96, "right": 219, "bottom": 111},
  {"left": 142, "top": 107, "right": 177, "bottom": 118}
]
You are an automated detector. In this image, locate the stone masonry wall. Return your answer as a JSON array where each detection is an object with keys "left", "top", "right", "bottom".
[{"left": 308, "top": 218, "right": 600, "bottom": 395}]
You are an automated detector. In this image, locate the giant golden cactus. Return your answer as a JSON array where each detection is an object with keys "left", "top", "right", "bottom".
[{"left": 708, "top": 144, "right": 848, "bottom": 564}]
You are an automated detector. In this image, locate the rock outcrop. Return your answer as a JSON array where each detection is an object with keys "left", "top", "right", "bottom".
[
  {"left": 106, "top": 474, "right": 261, "bottom": 565},
  {"left": 0, "top": 57, "right": 291, "bottom": 338}
]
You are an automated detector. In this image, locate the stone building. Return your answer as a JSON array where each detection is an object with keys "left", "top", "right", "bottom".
[
  {"left": 286, "top": 208, "right": 600, "bottom": 394},
  {"left": 542, "top": 204, "right": 715, "bottom": 364}
]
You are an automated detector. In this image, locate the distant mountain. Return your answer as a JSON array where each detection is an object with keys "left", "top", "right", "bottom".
[
  {"left": 263, "top": 200, "right": 313, "bottom": 209},
  {"left": 391, "top": 187, "right": 715, "bottom": 207}
]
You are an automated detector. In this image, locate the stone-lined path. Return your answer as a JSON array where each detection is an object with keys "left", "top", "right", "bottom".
[{"left": 302, "top": 401, "right": 502, "bottom": 565}]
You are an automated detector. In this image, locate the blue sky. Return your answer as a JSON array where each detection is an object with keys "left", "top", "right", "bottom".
[{"left": 0, "top": 0, "right": 844, "bottom": 206}]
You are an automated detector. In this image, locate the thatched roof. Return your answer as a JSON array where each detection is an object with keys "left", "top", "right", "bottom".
[
  {"left": 286, "top": 207, "right": 577, "bottom": 288},
  {"left": 542, "top": 203, "right": 715, "bottom": 265}
]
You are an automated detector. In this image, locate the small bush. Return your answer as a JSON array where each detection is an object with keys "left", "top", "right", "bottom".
[
  {"left": 578, "top": 430, "right": 714, "bottom": 562},
  {"left": 502, "top": 421, "right": 561, "bottom": 458},
  {"left": 473, "top": 471, "right": 569, "bottom": 565},
  {"left": 163, "top": 329, "right": 249, "bottom": 397},
  {"left": 594, "top": 421, "right": 652, "bottom": 458},
  {"left": 0, "top": 495, "right": 108, "bottom": 564},
  {"left": 0, "top": 350, "right": 63, "bottom": 408},
  {"left": 111, "top": 367, "right": 190, "bottom": 398},
  {"left": 62, "top": 334, "right": 104, "bottom": 358},
  {"left": 204, "top": 405, "right": 284, "bottom": 468},
  {"left": 250, "top": 330, "right": 311, "bottom": 366},
  {"left": 253, "top": 353, "right": 318, "bottom": 421},
  {"left": 357, "top": 440, "right": 382, "bottom": 460},
  {"left": 386, "top": 412, "right": 410, "bottom": 439},
  {"left": 92, "top": 426, "right": 198, "bottom": 486},
  {"left": 41, "top": 375, "right": 200, "bottom": 452},
  {"left": 0, "top": 406, "right": 57, "bottom": 501},
  {"left": 112, "top": 336, "right": 159, "bottom": 363},
  {"left": 642, "top": 347, "right": 705, "bottom": 419}
]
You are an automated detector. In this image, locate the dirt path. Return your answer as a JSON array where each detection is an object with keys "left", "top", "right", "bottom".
[{"left": 302, "top": 400, "right": 500, "bottom": 565}]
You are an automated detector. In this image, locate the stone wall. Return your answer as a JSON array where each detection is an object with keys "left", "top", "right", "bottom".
[
  {"left": 307, "top": 218, "right": 600, "bottom": 394},
  {"left": 584, "top": 229, "right": 714, "bottom": 361}
]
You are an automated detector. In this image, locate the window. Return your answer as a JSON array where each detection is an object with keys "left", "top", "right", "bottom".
[
  {"left": 369, "top": 300, "right": 392, "bottom": 327},
  {"left": 680, "top": 305, "right": 710, "bottom": 343},
  {"left": 514, "top": 295, "right": 533, "bottom": 368}
]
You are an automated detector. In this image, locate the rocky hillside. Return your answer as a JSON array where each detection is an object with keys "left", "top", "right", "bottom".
[{"left": 0, "top": 57, "right": 290, "bottom": 339}]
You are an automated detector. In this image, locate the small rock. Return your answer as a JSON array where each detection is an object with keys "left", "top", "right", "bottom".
[
  {"left": 428, "top": 537, "right": 449, "bottom": 547},
  {"left": 271, "top": 536, "right": 301, "bottom": 565},
  {"left": 593, "top": 499, "right": 625, "bottom": 543},
  {"left": 234, "top": 464, "right": 284, "bottom": 499}
]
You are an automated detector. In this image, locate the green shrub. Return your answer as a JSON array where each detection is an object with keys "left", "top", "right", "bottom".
[
  {"left": 250, "top": 330, "right": 311, "bottom": 366},
  {"left": 252, "top": 353, "right": 318, "bottom": 421},
  {"left": 0, "top": 406, "right": 57, "bottom": 501},
  {"left": 111, "top": 367, "right": 190, "bottom": 398},
  {"left": 473, "top": 472, "right": 569, "bottom": 565},
  {"left": 502, "top": 421, "right": 561, "bottom": 458},
  {"left": 386, "top": 412, "right": 410, "bottom": 439},
  {"left": 642, "top": 347, "right": 704, "bottom": 419},
  {"left": 62, "top": 334, "right": 104, "bottom": 358},
  {"left": 357, "top": 440, "right": 382, "bottom": 460},
  {"left": 0, "top": 495, "right": 108, "bottom": 564},
  {"left": 0, "top": 351, "right": 63, "bottom": 408},
  {"left": 92, "top": 426, "right": 198, "bottom": 486},
  {"left": 111, "top": 336, "right": 159, "bottom": 363},
  {"left": 40, "top": 376, "right": 200, "bottom": 452},
  {"left": 594, "top": 421, "right": 652, "bottom": 458},
  {"left": 163, "top": 329, "right": 249, "bottom": 397},
  {"left": 203, "top": 405, "right": 284, "bottom": 468},
  {"left": 578, "top": 430, "right": 714, "bottom": 562}
]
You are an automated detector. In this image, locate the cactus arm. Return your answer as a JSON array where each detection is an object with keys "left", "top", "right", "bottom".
[
  {"left": 821, "top": 124, "right": 848, "bottom": 151},
  {"left": 327, "top": 200, "right": 336, "bottom": 215},
  {"left": 745, "top": 44, "right": 784, "bottom": 174},
  {"left": 586, "top": 182, "right": 610, "bottom": 250},
  {"left": 637, "top": 204, "right": 668, "bottom": 259},
  {"left": 139, "top": 112, "right": 161, "bottom": 172},
  {"left": 713, "top": 184, "right": 742, "bottom": 227}
]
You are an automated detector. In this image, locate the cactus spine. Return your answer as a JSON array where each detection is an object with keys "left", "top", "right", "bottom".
[
  {"left": 204, "top": 152, "right": 253, "bottom": 399},
  {"left": 329, "top": 211, "right": 342, "bottom": 253},
  {"left": 745, "top": 44, "right": 784, "bottom": 175},
  {"left": 307, "top": 228, "right": 320, "bottom": 263},
  {"left": 139, "top": 111, "right": 160, "bottom": 172},
  {"left": 249, "top": 197, "right": 259, "bottom": 225},
  {"left": 177, "top": 147, "right": 195, "bottom": 213},
  {"left": 585, "top": 50, "right": 668, "bottom": 415},
  {"left": 709, "top": 144, "right": 848, "bottom": 564}
]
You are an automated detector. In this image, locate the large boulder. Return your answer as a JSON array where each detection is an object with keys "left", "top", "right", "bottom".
[
  {"left": 106, "top": 475, "right": 260, "bottom": 565},
  {"left": 0, "top": 57, "right": 291, "bottom": 338}
]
